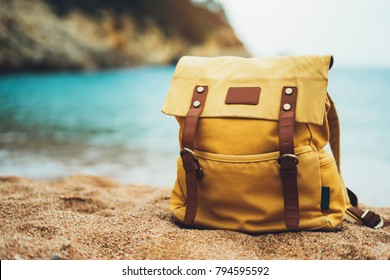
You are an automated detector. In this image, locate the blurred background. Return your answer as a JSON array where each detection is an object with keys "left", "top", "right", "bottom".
[{"left": 0, "top": 0, "right": 389, "bottom": 206}]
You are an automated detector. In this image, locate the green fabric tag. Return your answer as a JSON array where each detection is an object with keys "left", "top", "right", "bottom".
[{"left": 321, "top": 186, "right": 330, "bottom": 211}]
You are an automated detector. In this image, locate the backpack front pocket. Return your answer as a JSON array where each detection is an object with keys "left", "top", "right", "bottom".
[{"left": 171, "top": 145, "right": 332, "bottom": 233}]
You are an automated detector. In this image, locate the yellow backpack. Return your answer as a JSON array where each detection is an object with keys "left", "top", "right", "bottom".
[{"left": 162, "top": 55, "right": 386, "bottom": 233}]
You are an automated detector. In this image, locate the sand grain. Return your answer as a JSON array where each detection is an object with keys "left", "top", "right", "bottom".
[{"left": 0, "top": 175, "right": 389, "bottom": 260}]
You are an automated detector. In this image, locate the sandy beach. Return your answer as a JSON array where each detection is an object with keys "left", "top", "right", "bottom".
[{"left": 0, "top": 175, "right": 389, "bottom": 260}]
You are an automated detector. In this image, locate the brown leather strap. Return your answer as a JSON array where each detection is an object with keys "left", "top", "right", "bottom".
[
  {"left": 346, "top": 188, "right": 358, "bottom": 207},
  {"left": 346, "top": 206, "right": 389, "bottom": 228},
  {"left": 326, "top": 93, "right": 388, "bottom": 228},
  {"left": 181, "top": 85, "right": 208, "bottom": 225},
  {"left": 278, "top": 86, "right": 299, "bottom": 229}
]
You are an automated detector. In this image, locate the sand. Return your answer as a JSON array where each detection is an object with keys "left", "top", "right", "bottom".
[{"left": 0, "top": 175, "right": 389, "bottom": 260}]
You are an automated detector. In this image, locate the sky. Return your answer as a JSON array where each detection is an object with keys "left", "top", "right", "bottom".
[{"left": 217, "top": 0, "right": 390, "bottom": 67}]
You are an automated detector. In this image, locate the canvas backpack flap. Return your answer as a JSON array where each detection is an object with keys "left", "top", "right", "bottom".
[
  {"left": 162, "top": 55, "right": 350, "bottom": 233},
  {"left": 162, "top": 55, "right": 332, "bottom": 125}
]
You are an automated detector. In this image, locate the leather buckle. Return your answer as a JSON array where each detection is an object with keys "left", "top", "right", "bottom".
[
  {"left": 181, "top": 147, "right": 197, "bottom": 159},
  {"left": 180, "top": 148, "right": 204, "bottom": 179},
  {"left": 361, "top": 210, "right": 384, "bottom": 229},
  {"left": 375, "top": 219, "right": 385, "bottom": 229},
  {"left": 277, "top": 154, "right": 299, "bottom": 165}
]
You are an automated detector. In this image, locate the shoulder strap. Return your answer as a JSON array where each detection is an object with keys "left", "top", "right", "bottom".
[
  {"left": 327, "top": 94, "right": 341, "bottom": 173},
  {"left": 327, "top": 93, "right": 388, "bottom": 228}
]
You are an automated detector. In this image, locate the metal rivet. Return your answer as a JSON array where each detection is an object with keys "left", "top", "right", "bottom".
[
  {"left": 193, "top": 100, "right": 201, "bottom": 108},
  {"left": 283, "top": 103, "right": 292, "bottom": 111},
  {"left": 285, "top": 87, "right": 293, "bottom": 95},
  {"left": 196, "top": 86, "right": 205, "bottom": 93}
]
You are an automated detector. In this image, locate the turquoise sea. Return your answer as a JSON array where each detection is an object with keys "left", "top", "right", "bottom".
[{"left": 0, "top": 66, "right": 389, "bottom": 206}]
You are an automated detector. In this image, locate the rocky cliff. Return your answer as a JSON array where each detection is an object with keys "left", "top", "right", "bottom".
[{"left": 0, "top": 0, "right": 249, "bottom": 72}]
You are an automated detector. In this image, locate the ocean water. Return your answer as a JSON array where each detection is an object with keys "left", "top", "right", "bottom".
[{"left": 0, "top": 66, "right": 389, "bottom": 206}]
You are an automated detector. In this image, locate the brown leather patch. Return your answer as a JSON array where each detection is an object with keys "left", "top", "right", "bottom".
[{"left": 225, "top": 87, "right": 261, "bottom": 105}]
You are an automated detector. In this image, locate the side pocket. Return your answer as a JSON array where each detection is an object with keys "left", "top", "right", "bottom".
[{"left": 319, "top": 154, "right": 346, "bottom": 228}]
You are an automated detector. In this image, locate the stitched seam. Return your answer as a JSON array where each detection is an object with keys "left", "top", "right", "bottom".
[{"left": 305, "top": 123, "right": 315, "bottom": 151}]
